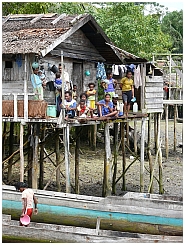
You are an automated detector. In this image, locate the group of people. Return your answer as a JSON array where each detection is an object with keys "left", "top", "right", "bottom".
[{"left": 31, "top": 63, "right": 135, "bottom": 119}]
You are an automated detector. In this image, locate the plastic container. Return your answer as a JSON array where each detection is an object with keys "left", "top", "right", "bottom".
[
  {"left": 20, "top": 214, "right": 30, "bottom": 225},
  {"left": 47, "top": 105, "right": 57, "bottom": 117},
  {"left": 133, "top": 102, "right": 138, "bottom": 113}
]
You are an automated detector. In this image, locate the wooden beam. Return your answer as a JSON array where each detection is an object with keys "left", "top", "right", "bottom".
[
  {"left": 30, "top": 14, "right": 44, "bottom": 24},
  {"left": 121, "top": 122, "right": 126, "bottom": 191},
  {"left": 148, "top": 114, "right": 153, "bottom": 193},
  {"left": 51, "top": 14, "right": 66, "bottom": 25},
  {"left": 157, "top": 113, "right": 163, "bottom": 194},
  {"left": 56, "top": 128, "right": 61, "bottom": 192},
  {"left": 2, "top": 14, "right": 11, "bottom": 25},
  {"left": 39, "top": 123, "right": 45, "bottom": 189},
  {"left": 75, "top": 127, "right": 80, "bottom": 194},
  {"left": 140, "top": 117, "right": 146, "bottom": 192},
  {"left": 165, "top": 105, "right": 169, "bottom": 159},
  {"left": 20, "top": 122, "right": 24, "bottom": 182},
  {"left": 32, "top": 123, "right": 39, "bottom": 189},
  {"left": 112, "top": 123, "right": 119, "bottom": 194},
  {"left": 102, "top": 123, "right": 112, "bottom": 197},
  {"left": 134, "top": 121, "right": 137, "bottom": 154},
  {"left": 64, "top": 125, "right": 71, "bottom": 193},
  {"left": 174, "top": 105, "right": 177, "bottom": 151}
]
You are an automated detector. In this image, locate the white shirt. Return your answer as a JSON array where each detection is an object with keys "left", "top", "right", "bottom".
[{"left": 22, "top": 188, "right": 34, "bottom": 209}]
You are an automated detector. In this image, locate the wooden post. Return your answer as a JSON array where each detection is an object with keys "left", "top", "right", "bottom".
[
  {"left": 165, "top": 104, "right": 169, "bottom": 159},
  {"left": 174, "top": 105, "right": 177, "bottom": 151},
  {"left": 24, "top": 54, "right": 28, "bottom": 120},
  {"left": 39, "top": 123, "right": 45, "bottom": 190},
  {"left": 32, "top": 123, "right": 39, "bottom": 189},
  {"left": 75, "top": 126, "right": 80, "bottom": 194},
  {"left": 140, "top": 117, "right": 146, "bottom": 192},
  {"left": 112, "top": 123, "right": 119, "bottom": 194},
  {"left": 90, "top": 125, "right": 97, "bottom": 151},
  {"left": 20, "top": 122, "right": 24, "bottom": 182},
  {"left": 2, "top": 122, "right": 7, "bottom": 164},
  {"left": 13, "top": 94, "right": 18, "bottom": 121},
  {"left": 148, "top": 114, "right": 153, "bottom": 193},
  {"left": 102, "top": 123, "right": 112, "bottom": 197},
  {"left": 27, "top": 123, "right": 33, "bottom": 187},
  {"left": 134, "top": 120, "right": 137, "bottom": 154},
  {"left": 64, "top": 125, "right": 71, "bottom": 193},
  {"left": 121, "top": 122, "right": 126, "bottom": 191},
  {"left": 154, "top": 113, "right": 157, "bottom": 153},
  {"left": 56, "top": 128, "right": 61, "bottom": 192},
  {"left": 126, "top": 122, "right": 129, "bottom": 147},
  {"left": 157, "top": 113, "right": 163, "bottom": 194},
  {"left": 8, "top": 122, "right": 14, "bottom": 181}
]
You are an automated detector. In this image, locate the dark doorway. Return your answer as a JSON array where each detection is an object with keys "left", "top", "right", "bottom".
[{"left": 72, "top": 62, "right": 83, "bottom": 94}]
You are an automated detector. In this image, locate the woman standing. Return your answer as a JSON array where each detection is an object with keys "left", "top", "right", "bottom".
[{"left": 119, "top": 71, "right": 134, "bottom": 117}]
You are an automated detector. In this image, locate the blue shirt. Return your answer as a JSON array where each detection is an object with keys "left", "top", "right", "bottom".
[
  {"left": 31, "top": 74, "right": 42, "bottom": 89},
  {"left": 64, "top": 99, "right": 77, "bottom": 118},
  {"left": 104, "top": 78, "right": 115, "bottom": 93},
  {"left": 98, "top": 99, "right": 113, "bottom": 116}
]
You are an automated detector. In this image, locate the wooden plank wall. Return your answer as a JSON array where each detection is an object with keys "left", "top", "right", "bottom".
[{"left": 145, "top": 76, "right": 163, "bottom": 113}]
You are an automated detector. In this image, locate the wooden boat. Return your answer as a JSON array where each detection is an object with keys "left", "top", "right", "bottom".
[
  {"left": 2, "top": 185, "right": 183, "bottom": 237},
  {"left": 2, "top": 214, "right": 183, "bottom": 243}
]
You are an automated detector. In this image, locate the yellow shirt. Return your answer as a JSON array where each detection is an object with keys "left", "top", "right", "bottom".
[{"left": 120, "top": 77, "right": 134, "bottom": 91}]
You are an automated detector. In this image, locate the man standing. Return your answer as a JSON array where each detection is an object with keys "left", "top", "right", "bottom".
[
  {"left": 58, "top": 63, "right": 70, "bottom": 91},
  {"left": 15, "top": 182, "right": 38, "bottom": 226}
]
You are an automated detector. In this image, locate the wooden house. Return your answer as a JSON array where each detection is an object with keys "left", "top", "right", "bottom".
[{"left": 2, "top": 13, "right": 165, "bottom": 195}]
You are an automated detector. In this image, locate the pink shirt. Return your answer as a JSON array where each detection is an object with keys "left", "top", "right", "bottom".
[{"left": 22, "top": 189, "right": 34, "bottom": 209}]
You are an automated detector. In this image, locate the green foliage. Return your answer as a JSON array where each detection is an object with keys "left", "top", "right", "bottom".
[
  {"left": 92, "top": 2, "right": 172, "bottom": 60},
  {"left": 161, "top": 10, "right": 183, "bottom": 53}
]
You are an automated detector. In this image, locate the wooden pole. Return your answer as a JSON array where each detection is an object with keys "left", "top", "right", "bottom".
[
  {"left": 148, "top": 114, "right": 153, "bottom": 193},
  {"left": 39, "top": 123, "right": 45, "bottom": 190},
  {"left": 174, "top": 105, "right": 177, "bottom": 151},
  {"left": 126, "top": 122, "right": 130, "bottom": 147},
  {"left": 121, "top": 122, "right": 126, "bottom": 191},
  {"left": 56, "top": 128, "right": 61, "bottom": 192},
  {"left": 90, "top": 125, "right": 97, "bottom": 151},
  {"left": 32, "top": 123, "right": 39, "bottom": 189},
  {"left": 8, "top": 122, "right": 14, "bottom": 181},
  {"left": 134, "top": 120, "right": 137, "bottom": 154},
  {"left": 2, "top": 122, "right": 7, "bottom": 164},
  {"left": 154, "top": 113, "right": 157, "bottom": 153},
  {"left": 112, "top": 123, "right": 119, "bottom": 194},
  {"left": 27, "top": 123, "right": 33, "bottom": 187},
  {"left": 102, "top": 123, "right": 112, "bottom": 197},
  {"left": 20, "top": 122, "right": 24, "bottom": 182},
  {"left": 140, "top": 117, "right": 146, "bottom": 192},
  {"left": 75, "top": 126, "right": 80, "bottom": 194},
  {"left": 157, "top": 113, "right": 163, "bottom": 194},
  {"left": 165, "top": 104, "right": 169, "bottom": 159},
  {"left": 64, "top": 125, "right": 71, "bottom": 193}
]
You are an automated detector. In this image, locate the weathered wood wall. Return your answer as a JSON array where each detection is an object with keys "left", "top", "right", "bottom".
[{"left": 145, "top": 76, "right": 163, "bottom": 113}]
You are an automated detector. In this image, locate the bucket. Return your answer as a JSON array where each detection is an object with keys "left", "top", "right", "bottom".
[
  {"left": 50, "top": 65, "right": 58, "bottom": 74},
  {"left": 20, "top": 214, "right": 30, "bottom": 226},
  {"left": 47, "top": 105, "right": 57, "bottom": 117}
]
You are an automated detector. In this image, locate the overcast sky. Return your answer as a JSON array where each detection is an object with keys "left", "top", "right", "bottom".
[{"left": 158, "top": 1, "right": 183, "bottom": 11}]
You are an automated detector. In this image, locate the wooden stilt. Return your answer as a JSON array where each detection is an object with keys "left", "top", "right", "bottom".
[
  {"left": 154, "top": 114, "right": 157, "bottom": 153},
  {"left": 27, "top": 123, "right": 33, "bottom": 187},
  {"left": 39, "top": 123, "right": 45, "bottom": 190},
  {"left": 121, "top": 122, "right": 126, "bottom": 191},
  {"left": 140, "top": 118, "right": 146, "bottom": 192},
  {"left": 148, "top": 114, "right": 153, "bottom": 193},
  {"left": 2, "top": 122, "right": 7, "bottom": 165},
  {"left": 8, "top": 122, "right": 14, "bottom": 181},
  {"left": 64, "top": 125, "right": 71, "bottom": 193},
  {"left": 20, "top": 122, "right": 24, "bottom": 182},
  {"left": 112, "top": 123, "right": 119, "bottom": 194},
  {"left": 56, "top": 128, "right": 61, "bottom": 192},
  {"left": 75, "top": 126, "right": 80, "bottom": 194},
  {"left": 126, "top": 122, "right": 129, "bottom": 147},
  {"left": 157, "top": 113, "right": 163, "bottom": 194},
  {"left": 32, "top": 123, "right": 39, "bottom": 189},
  {"left": 90, "top": 125, "right": 97, "bottom": 151},
  {"left": 102, "top": 123, "right": 112, "bottom": 197},
  {"left": 174, "top": 105, "right": 177, "bottom": 151},
  {"left": 165, "top": 105, "right": 169, "bottom": 159},
  {"left": 134, "top": 121, "right": 137, "bottom": 154}
]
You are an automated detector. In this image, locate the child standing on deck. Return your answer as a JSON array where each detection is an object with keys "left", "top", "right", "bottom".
[
  {"left": 86, "top": 83, "right": 96, "bottom": 109},
  {"left": 72, "top": 85, "right": 78, "bottom": 101}
]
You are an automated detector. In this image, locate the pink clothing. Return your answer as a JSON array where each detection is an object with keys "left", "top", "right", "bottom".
[{"left": 22, "top": 189, "right": 34, "bottom": 209}]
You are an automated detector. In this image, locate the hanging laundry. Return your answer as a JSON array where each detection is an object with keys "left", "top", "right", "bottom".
[
  {"left": 126, "top": 64, "right": 135, "bottom": 73},
  {"left": 112, "top": 64, "right": 119, "bottom": 75},
  {"left": 96, "top": 62, "right": 106, "bottom": 80},
  {"left": 134, "top": 65, "right": 142, "bottom": 89},
  {"left": 119, "top": 65, "right": 127, "bottom": 76}
]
